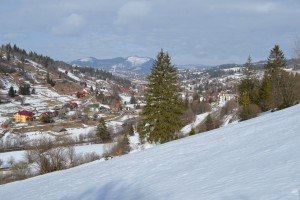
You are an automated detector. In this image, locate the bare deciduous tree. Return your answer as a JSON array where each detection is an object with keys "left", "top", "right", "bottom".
[
  {"left": 11, "top": 161, "right": 31, "bottom": 180},
  {"left": 25, "top": 137, "right": 75, "bottom": 174}
]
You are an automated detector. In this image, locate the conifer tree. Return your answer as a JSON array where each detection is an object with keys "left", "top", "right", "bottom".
[
  {"left": 265, "top": 45, "right": 286, "bottom": 74},
  {"left": 8, "top": 86, "right": 15, "bottom": 97},
  {"left": 139, "top": 50, "right": 183, "bottom": 144},
  {"left": 259, "top": 74, "right": 271, "bottom": 111},
  {"left": 262, "top": 45, "right": 295, "bottom": 109},
  {"left": 96, "top": 118, "right": 111, "bottom": 142},
  {"left": 238, "top": 56, "right": 259, "bottom": 107}
]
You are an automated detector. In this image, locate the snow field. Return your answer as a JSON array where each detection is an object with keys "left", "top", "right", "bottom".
[{"left": 1, "top": 104, "right": 300, "bottom": 199}]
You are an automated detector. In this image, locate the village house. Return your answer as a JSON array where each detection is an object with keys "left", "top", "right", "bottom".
[
  {"left": 39, "top": 111, "right": 56, "bottom": 122},
  {"left": 87, "top": 104, "right": 110, "bottom": 114},
  {"left": 218, "top": 91, "right": 236, "bottom": 102},
  {"left": 63, "top": 102, "right": 78, "bottom": 110},
  {"left": 120, "top": 87, "right": 135, "bottom": 95},
  {"left": 74, "top": 91, "right": 89, "bottom": 98},
  {"left": 15, "top": 110, "right": 34, "bottom": 123}
]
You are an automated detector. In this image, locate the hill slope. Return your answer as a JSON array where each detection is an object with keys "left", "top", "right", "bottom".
[{"left": 1, "top": 105, "right": 300, "bottom": 199}]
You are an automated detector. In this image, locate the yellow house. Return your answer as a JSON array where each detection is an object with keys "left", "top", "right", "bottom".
[{"left": 15, "top": 110, "right": 34, "bottom": 123}]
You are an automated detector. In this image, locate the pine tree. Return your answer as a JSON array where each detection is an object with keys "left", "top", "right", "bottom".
[
  {"left": 259, "top": 74, "right": 271, "bottom": 111},
  {"left": 96, "top": 118, "right": 111, "bottom": 142},
  {"left": 265, "top": 45, "right": 286, "bottom": 74},
  {"left": 8, "top": 86, "right": 15, "bottom": 97},
  {"left": 31, "top": 87, "right": 36, "bottom": 95},
  {"left": 139, "top": 50, "right": 183, "bottom": 144},
  {"left": 262, "top": 45, "right": 294, "bottom": 109},
  {"left": 238, "top": 56, "right": 259, "bottom": 107}
]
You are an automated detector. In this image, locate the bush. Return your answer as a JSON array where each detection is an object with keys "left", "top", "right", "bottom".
[
  {"left": 189, "top": 128, "right": 196, "bottom": 136},
  {"left": 238, "top": 104, "right": 262, "bottom": 121},
  {"left": 220, "top": 99, "right": 237, "bottom": 117},
  {"left": 102, "top": 135, "right": 130, "bottom": 157},
  {"left": 11, "top": 161, "right": 31, "bottom": 181},
  {"left": 77, "top": 152, "right": 100, "bottom": 165},
  {"left": 24, "top": 137, "right": 75, "bottom": 174}
]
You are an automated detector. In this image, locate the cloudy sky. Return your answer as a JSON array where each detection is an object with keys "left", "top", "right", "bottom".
[{"left": 0, "top": 0, "right": 299, "bottom": 65}]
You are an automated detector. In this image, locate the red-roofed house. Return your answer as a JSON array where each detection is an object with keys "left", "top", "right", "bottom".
[
  {"left": 15, "top": 110, "right": 34, "bottom": 123},
  {"left": 39, "top": 112, "right": 55, "bottom": 121},
  {"left": 74, "top": 91, "right": 89, "bottom": 98},
  {"left": 120, "top": 87, "right": 135, "bottom": 95}
]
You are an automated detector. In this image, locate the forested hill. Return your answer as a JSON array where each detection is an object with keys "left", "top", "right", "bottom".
[{"left": 0, "top": 43, "right": 131, "bottom": 87}]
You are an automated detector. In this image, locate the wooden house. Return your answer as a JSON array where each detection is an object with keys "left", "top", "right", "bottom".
[{"left": 15, "top": 110, "right": 34, "bottom": 123}]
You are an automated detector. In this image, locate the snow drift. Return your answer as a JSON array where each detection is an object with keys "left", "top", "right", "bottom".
[{"left": 1, "top": 105, "right": 300, "bottom": 200}]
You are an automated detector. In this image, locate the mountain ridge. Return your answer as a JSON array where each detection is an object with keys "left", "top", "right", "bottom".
[{"left": 70, "top": 56, "right": 155, "bottom": 74}]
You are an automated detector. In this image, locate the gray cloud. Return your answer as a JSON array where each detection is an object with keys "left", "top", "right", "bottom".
[
  {"left": 51, "top": 14, "right": 86, "bottom": 36},
  {"left": 0, "top": 0, "right": 299, "bottom": 65}
]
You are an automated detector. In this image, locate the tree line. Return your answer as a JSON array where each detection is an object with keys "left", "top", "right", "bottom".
[{"left": 237, "top": 45, "right": 300, "bottom": 120}]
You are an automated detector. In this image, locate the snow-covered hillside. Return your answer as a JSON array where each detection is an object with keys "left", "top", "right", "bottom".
[{"left": 1, "top": 105, "right": 300, "bottom": 199}]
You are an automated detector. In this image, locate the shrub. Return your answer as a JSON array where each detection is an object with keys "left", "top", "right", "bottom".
[
  {"left": 102, "top": 135, "right": 130, "bottom": 157},
  {"left": 220, "top": 99, "right": 237, "bottom": 117},
  {"left": 189, "top": 128, "right": 196, "bottom": 136},
  {"left": 11, "top": 161, "right": 31, "bottom": 181},
  {"left": 238, "top": 104, "right": 262, "bottom": 121}
]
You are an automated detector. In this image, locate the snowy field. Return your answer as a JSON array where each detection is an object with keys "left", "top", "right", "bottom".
[
  {"left": 0, "top": 84, "right": 75, "bottom": 114},
  {"left": 1, "top": 104, "right": 300, "bottom": 199},
  {"left": 0, "top": 143, "right": 109, "bottom": 169},
  {"left": 181, "top": 112, "right": 209, "bottom": 135}
]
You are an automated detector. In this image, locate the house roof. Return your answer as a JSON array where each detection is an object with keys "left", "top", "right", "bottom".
[
  {"left": 87, "top": 104, "right": 100, "bottom": 108},
  {"left": 17, "top": 110, "right": 33, "bottom": 116},
  {"left": 40, "top": 112, "right": 53, "bottom": 116}
]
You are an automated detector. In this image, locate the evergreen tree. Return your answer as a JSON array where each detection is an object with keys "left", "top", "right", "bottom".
[
  {"left": 259, "top": 74, "right": 271, "bottom": 111},
  {"left": 8, "top": 86, "right": 15, "bottom": 97},
  {"left": 262, "top": 45, "right": 294, "bottom": 109},
  {"left": 90, "top": 86, "right": 94, "bottom": 92},
  {"left": 139, "top": 50, "right": 183, "bottom": 144},
  {"left": 130, "top": 93, "right": 136, "bottom": 104},
  {"left": 265, "top": 45, "right": 286, "bottom": 74},
  {"left": 31, "top": 87, "right": 36, "bottom": 95},
  {"left": 238, "top": 56, "right": 259, "bottom": 108},
  {"left": 19, "top": 84, "right": 30, "bottom": 95},
  {"left": 96, "top": 118, "right": 111, "bottom": 142}
]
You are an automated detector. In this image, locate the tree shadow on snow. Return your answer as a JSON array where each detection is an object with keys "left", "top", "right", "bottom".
[{"left": 61, "top": 180, "right": 155, "bottom": 200}]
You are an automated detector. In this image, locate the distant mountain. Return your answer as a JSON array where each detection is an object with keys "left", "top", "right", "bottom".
[
  {"left": 177, "top": 64, "right": 209, "bottom": 70},
  {"left": 70, "top": 56, "right": 155, "bottom": 74}
]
